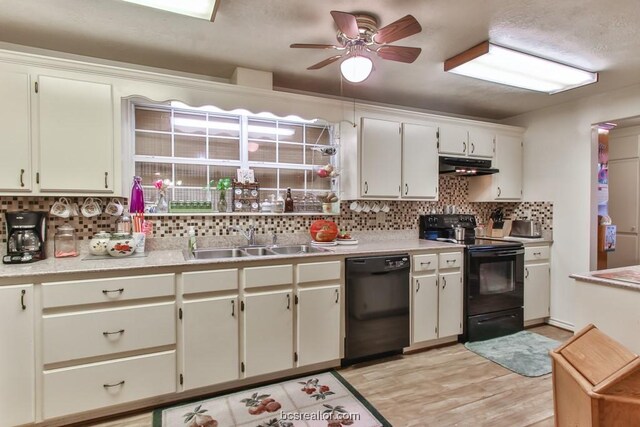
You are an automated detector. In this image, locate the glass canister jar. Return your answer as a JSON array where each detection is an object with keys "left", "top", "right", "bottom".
[{"left": 54, "top": 223, "right": 78, "bottom": 258}]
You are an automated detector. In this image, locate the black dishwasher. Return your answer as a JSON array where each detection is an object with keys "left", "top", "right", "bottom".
[{"left": 344, "top": 254, "right": 410, "bottom": 365}]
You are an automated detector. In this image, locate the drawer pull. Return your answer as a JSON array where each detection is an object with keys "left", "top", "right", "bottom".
[
  {"left": 533, "top": 252, "right": 541, "bottom": 256},
  {"left": 103, "top": 380, "right": 125, "bottom": 388},
  {"left": 102, "top": 329, "right": 125, "bottom": 336},
  {"left": 102, "top": 288, "right": 124, "bottom": 295},
  {"left": 420, "top": 261, "right": 431, "bottom": 266},
  {"left": 446, "top": 259, "right": 456, "bottom": 264}
]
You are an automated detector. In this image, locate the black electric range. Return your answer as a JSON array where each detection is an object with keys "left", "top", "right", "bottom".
[{"left": 419, "top": 214, "right": 525, "bottom": 342}]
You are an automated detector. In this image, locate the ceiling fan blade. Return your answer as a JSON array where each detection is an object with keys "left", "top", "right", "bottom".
[
  {"left": 330, "top": 11, "right": 360, "bottom": 38},
  {"left": 373, "top": 15, "right": 422, "bottom": 44},
  {"left": 307, "top": 55, "right": 343, "bottom": 70},
  {"left": 290, "top": 43, "right": 339, "bottom": 49},
  {"left": 376, "top": 46, "right": 422, "bottom": 63}
]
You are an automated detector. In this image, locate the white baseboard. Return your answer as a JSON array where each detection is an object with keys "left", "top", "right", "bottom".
[{"left": 547, "top": 317, "right": 575, "bottom": 332}]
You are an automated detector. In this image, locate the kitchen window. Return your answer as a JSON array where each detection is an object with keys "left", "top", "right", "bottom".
[{"left": 132, "top": 103, "right": 337, "bottom": 208}]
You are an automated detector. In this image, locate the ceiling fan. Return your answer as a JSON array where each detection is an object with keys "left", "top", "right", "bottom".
[{"left": 290, "top": 11, "right": 422, "bottom": 82}]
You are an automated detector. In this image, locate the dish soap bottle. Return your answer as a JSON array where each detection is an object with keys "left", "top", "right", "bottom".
[{"left": 188, "top": 226, "right": 197, "bottom": 253}]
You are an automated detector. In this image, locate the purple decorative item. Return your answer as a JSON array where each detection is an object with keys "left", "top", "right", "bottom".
[{"left": 129, "top": 176, "right": 145, "bottom": 213}]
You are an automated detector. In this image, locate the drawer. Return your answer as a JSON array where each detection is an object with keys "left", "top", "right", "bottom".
[
  {"left": 413, "top": 254, "right": 437, "bottom": 272},
  {"left": 297, "top": 261, "right": 341, "bottom": 284},
  {"left": 439, "top": 252, "right": 462, "bottom": 269},
  {"left": 43, "top": 302, "right": 176, "bottom": 365},
  {"left": 42, "top": 274, "right": 175, "bottom": 308},
  {"left": 525, "top": 246, "right": 550, "bottom": 262},
  {"left": 244, "top": 264, "right": 293, "bottom": 288},
  {"left": 43, "top": 350, "right": 176, "bottom": 419},
  {"left": 182, "top": 269, "right": 238, "bottom": 295}
]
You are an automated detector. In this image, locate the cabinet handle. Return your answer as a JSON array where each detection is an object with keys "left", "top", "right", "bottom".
[
  {"left": 446, "top": 259, "right": 456, "bottom": 264},
  {"left": 335, "top": 289, "right": 339, "bottom": 303},
  {"left": 286, "top": 294, "right": 291, "bottom": 310},
  {"left": 231, "top": 300, "right": 235, "bottom": 317},
  {"left": 102, "top": 329, "right": 125, "bottom": 336},
  {"left": 420, "top": 261, "right": 431, "bottom": 266},
  {"left": 525, "top": 268, "right": 529, "bottom": 279},
  {"left": 405, "top": 183, "right": 409, "bottom": 195},
  {"left": 442, "top": 277, "right": 447, "bottom": 289},
  {"left": 103, "top": 380, "right": 125, "bottom": 388},
  {"left": 104, "top": 172, "right": 109, "bottom": 189},
  {"left": 416, "top": 280, "right": 420, "bottom": 292},
  {"left": 364, "top": 181, "right": 368, "bottom": 194},
  {"left": 533, "top": 252, "right": 541, "bottom": 256},
  {"left": 471, "top": 142, "right": 475, "bottom": 153},
  {"left": 497, "top": 187, "right": 502, "bottom": 197},
  {"left": 102, "top": 288, "right": 124, "bottom": 295},
  {"left": 20, "top": 169, "right": 25, "bottom": 187},
  {"left": 463, "top": 141, "right": 467, "bottom": 152},
  {"left": 20, "top": 289, "right": 26, "bottom": 310}
]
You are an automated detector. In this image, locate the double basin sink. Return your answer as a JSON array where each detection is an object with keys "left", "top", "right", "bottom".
[{"left": 184, "top": 244, "right": 330, "bottom": 261}]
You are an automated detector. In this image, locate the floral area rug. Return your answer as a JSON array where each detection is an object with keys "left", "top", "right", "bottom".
[
  {"left": 152, "top": 371, "right": 390, "bottom": 427},
  {"left": 464, "top": 330, "right": 561, "bottom": 377}
]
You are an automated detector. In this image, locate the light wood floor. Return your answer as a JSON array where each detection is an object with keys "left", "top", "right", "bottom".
[{"left": 87, "top": 325, "right": 572, "bottom": 427}]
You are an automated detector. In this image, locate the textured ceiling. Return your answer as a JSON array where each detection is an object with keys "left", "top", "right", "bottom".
[{"left": 1, "top": 0, "right": 639, "bottom": 120}]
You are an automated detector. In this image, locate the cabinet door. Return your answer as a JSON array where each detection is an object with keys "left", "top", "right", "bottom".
[
  {"left": 244, "top": 290, "right": 293, "bottom": 377},
  {"left": 412, "top": 275, "right": 438, "bottom": 343},
  {"left": 468, "top": 128, "right": 495, "bottom": 158},
  {"left": 38, "top": 75, "right": 114, "bottom": 192},
  {"left": 495, "top": 134, "right": 523, "bottom": 199},
  {"left": 438, "top": 124, "right": 468, "bottom": 156},
  {"left": 438, "top": 272, "right": 463, "bottom": 337},
  {"left": 402, "top": 123, "right": 438, "bottom": 199},
  {"left": 360, "top": 118, "right": 401, "bottom": 198},
  {"left": 182, "top": 296, "right": 239, "bottom": 390},
  {"left": 524, "top": 263, "right": 551, "bottom": 321},
  {"left": 297, "top": 285, "right": 341, "bottom": 366},
  {"left": 0, "top": 71, "right": 31, "bottom": 192},
  {"left": 0, "top": 285, "right": 34, "bottom": 426},
  {"left": 609, "top": 158, "right": 639, "bottom": 233}
]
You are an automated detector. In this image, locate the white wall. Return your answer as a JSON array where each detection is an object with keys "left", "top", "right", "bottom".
[{"left": 505, "top": 83, "right": 640, "bottom": 329}]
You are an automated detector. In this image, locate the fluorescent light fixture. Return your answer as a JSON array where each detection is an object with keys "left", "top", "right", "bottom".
[
  {"left": 121, "top": 0, "right": 219, "bottom": 21},
  {"left": 340, "top": 56, "right": 373, "bottom": 83},
  {"left": 172, "top": 117, "right": 295, "bottom": 136},
  {"left": 444, "top": 41, "right": 598, "bottom": 94}
]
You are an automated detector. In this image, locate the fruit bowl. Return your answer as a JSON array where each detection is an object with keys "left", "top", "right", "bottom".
[{"left": 309, "top": 220, "right": 338, "bottom": 242}]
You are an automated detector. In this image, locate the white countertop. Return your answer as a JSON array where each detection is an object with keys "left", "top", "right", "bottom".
[
  {"left": 571, "top": 265, "right": 640, "bottom": 292},
  {"left": 0, "top": 239, "right": 464, "bottom": 282}
]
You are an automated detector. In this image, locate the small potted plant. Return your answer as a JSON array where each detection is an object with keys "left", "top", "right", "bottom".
[{"left": 216, "top": 178, "right": 232, "bottom": 212}]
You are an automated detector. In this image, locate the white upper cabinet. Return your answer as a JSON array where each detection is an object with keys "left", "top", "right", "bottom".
[
  {"left": 468, "top": 133, "right": 523, "bottom": 201},
  {"left": 439, "top": 124, "right": 494, "bottom": 158},
  {"left": 0, "top": 71, "right": 31, "bottom": 191},
  {"left": 402, "top": 123, "right": 438, "bottom": 199},
  {"left": 37, "top": 75, "right": 114, "bottom": 193},
  {"left": 360, "top": 117, "right": 402, "bottom": 198}
]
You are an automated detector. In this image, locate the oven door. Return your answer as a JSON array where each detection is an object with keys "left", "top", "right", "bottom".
[{"left": 466, "top": 247, "right": 524, "bottom": 316}]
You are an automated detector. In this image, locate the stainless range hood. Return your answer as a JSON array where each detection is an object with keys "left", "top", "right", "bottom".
[{"left": 439, "top": 156, "right": 499, "bottom": 176}]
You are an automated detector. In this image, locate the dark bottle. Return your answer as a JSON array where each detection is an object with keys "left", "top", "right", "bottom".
[{"left": 284, "top": 187, "right": 294, "bottom": 213}]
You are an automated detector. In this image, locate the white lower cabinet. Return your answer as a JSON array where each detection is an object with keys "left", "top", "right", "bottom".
[
  {"left": 297, "top": 285, "right": 341, "bottom": 366},
  {"left": 412, "top": 275, "right": 438, "bottom": 343},
  {"left": 182, "top": 296, "right": 239, "bottom": 390},
  {"left": 438, "top": 271, "right": 463, "bottom": 337},
  {"left": 243, "top": 290, "right": 294, "bottom": 377},
  {"left": 0, "top": 284, "right": 34, "bottom": 427},
  {"left": 524, "top": 245, "right": 551, "bottom": 322},
  {"left": 411, "top": 251, "right": 463, "bottom": 345},
  {"left": 43, "top": 350, "right": 176, "bottom": 419}
]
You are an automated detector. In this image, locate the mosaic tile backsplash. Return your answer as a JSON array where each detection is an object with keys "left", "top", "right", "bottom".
[{"left": 0, "top": 176, "right": 552, "bottom": 244}]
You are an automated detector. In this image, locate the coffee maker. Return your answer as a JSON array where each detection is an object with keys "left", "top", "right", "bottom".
[{"left": 3, "top": 212, "right": 47, "bottom": 264}]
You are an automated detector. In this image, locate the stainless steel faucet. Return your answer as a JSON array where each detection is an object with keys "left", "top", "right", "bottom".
[{"left": 228, "top": 225, "right": 256, "bottom": 246}]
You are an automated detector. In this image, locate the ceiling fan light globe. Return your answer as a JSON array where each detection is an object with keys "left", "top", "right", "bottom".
[{"left": 340, "top": 56, "right": 373, "bottom": 83}]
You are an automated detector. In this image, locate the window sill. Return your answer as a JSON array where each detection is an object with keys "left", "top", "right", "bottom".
[{"left": 144, "top": 211, "right": 339, "bottom": 217}]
